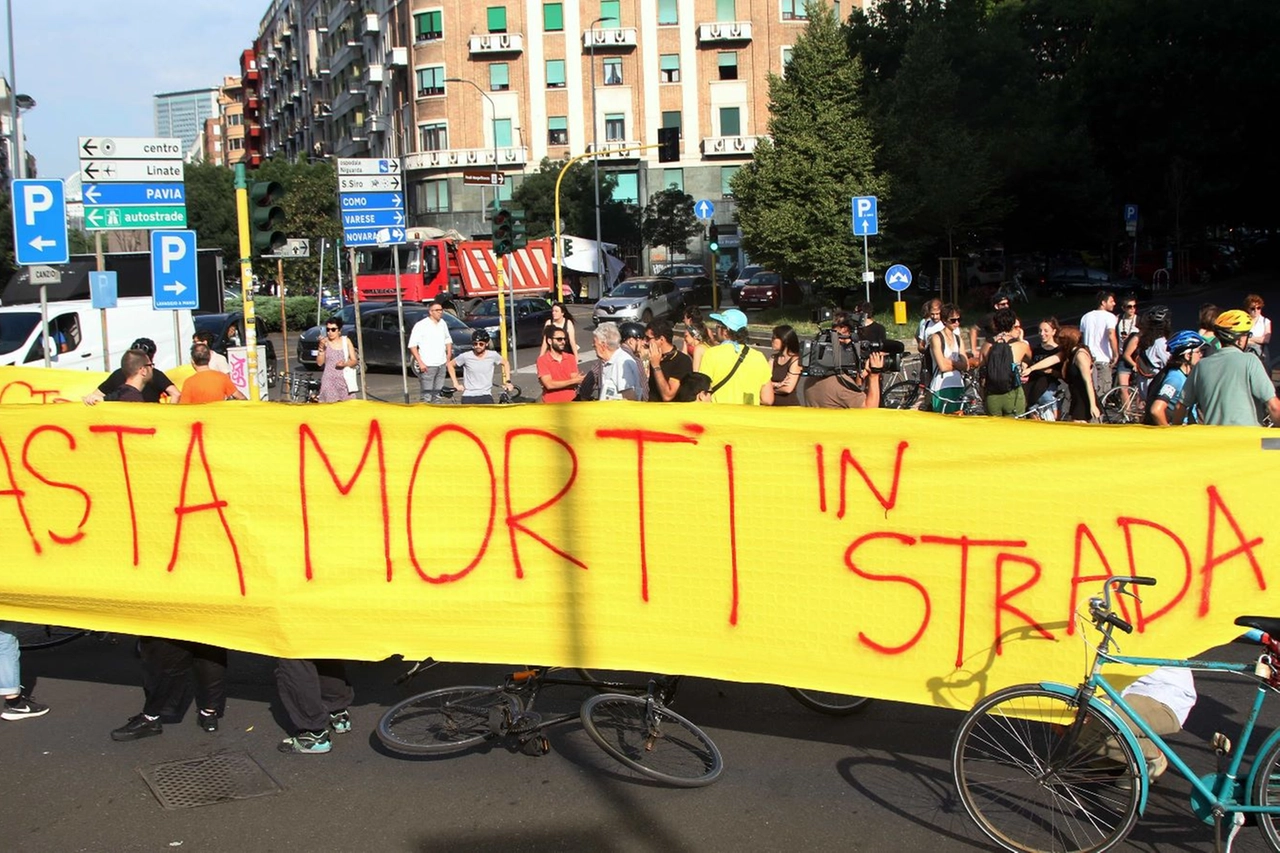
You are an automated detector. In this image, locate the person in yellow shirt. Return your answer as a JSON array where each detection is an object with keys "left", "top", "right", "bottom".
[{"left": 699, "top": 309, "right": 774, "bottom": 405}]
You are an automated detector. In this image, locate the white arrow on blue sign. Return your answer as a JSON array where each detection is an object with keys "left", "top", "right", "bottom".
[
  {"left": 694, "top": 199, "right": 715, "bottom": 220},
  {"left": 852, "top": 196, "right": 878, "bottom": 236},
  {"left": 12, "top": 179, "right": 70, "bottom": 265},
  {"left": 885, "top": 263, "right": 913, "bottom": 293},
  {"left": 151, "top": 230, "right": 199, "bottom": 310},
  {"left": 83, "top": 183, "right": 186, "bottom": 206}
]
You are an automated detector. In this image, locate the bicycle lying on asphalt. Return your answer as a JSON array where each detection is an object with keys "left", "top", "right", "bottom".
[
  {"left": 952, "top": 574, "right": 1280, "bottom": 853},
  {"left": 1, "top": 621, "right": 92, "bottom": 651},
  {"left": 377, "top": 665, "right": 723, "bottom": 787}
]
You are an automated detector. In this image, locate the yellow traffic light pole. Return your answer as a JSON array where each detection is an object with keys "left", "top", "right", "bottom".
[
  {"left": 553, "top": 143, "right": 659, "bottom": 301},
  {"left": 233, "top": 165, "right": 260, "bottom": 402}
]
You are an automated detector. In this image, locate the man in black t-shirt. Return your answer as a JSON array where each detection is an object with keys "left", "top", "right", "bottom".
[
  {"left": 645, "top": 319, "right": 693, "bottom": 401},
  {"left": 854, "top": 301, "right": 887, "bottom": 345},
  {"left": 83, "top": 337, "right": 182, "bottom": 405}
]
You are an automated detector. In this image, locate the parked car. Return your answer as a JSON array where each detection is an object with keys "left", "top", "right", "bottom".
[
  {"left": 737, "top": 271, "right": 806, "bottom": 310},
  {"left": 965, "top": 256, "right": 1006, "bottom": 288},
  {"left": 352, "top": 305, "right": 474, "bottom": 373},
  {"left": 1036, "top": 264, "right": 1111, "bottom": 296},
  {"left": 730, "top": 265, "right": 765, "bottom": 305},
  {"left": 592, "top": 276, "right": 683, "bottom": 326},
  {"left": 653, "top": 264, "right": 716, "bottom": 306},
  {"left": 193, "top": 311, "right": 278, "bottom": 385},
  {"left": 296, "top": 303, "right": 365, "bottom": 369},
  {"left": 464, "top": 296, "right": 554, "bottom": 350}
]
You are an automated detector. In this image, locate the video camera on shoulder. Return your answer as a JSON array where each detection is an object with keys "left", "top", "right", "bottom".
[{"left": 801, "top": 311, "right": 903, "bottom": 377}]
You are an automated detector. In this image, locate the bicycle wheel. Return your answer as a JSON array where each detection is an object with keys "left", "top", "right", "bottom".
[
  {"left": 1, "top": 622, "right": 88, "bottom": 651},
  {"left": 952, "top": 685, "right": 1141, "bottom": 853},
  {"left": 581, "top": 693, "right": 723, "bottom": 787},
  {"left": 1251, "top": 736, "right": 1280, "bottom": 850},
  {"left": 784, "top": 687, "right": 872, "bottom": 716},
  {"left": 376, "top": 685, "right": 519, "bottom": 756},
  {"left": 1099, "top": 386, "right": 1137, "bottom": 424},
  {"left": 880, "top": 379, "right": 922, "bottom": 410}
]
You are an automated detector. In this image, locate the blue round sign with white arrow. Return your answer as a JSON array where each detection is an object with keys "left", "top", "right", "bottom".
[{"left": 885, "top": 263, "right": 912, "bottom": 292}]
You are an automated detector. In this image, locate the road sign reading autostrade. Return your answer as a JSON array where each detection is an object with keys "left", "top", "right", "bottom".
[
  {"left": 79, "top": 136, "right": 187, "bottom": 231},
  {"left": 338, "top": 158, "right": 405, "bottom": 247}
]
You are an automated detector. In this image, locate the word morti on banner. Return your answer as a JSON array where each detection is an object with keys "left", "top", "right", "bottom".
[
  {"left": 79, "top": 137, "right": 187, "bottom": 231},
  {"left": 337, "top": 158, "right": 405, "bottom": 248}
]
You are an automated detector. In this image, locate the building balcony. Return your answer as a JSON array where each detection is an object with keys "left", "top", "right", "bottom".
[
  {"left": 326, "top": 1, "right": 353, "bottom": 36},
  {"left": 330, "top": 87, "right": 367, "bottom": 119},
  {"left": 368, "top": 115, "right": 390, "bottom": 134},
  {"left": 404, "top": 146, "right": 528, "bottom": 172},
  {"left": 386, "top": 46, "right": 408, "bottom": 67},
  {"left": 469, "top": 33, "right": 524, "bottom": 54},
  {"left": 585, "top": 140, "right": 643, "bottom": 159},
  {"left": 582, "top": 28, "right": 637, "bottom": 50},
  {"left": 697, "top": 21, "right": 753, "bottom": 43},
  {"left": 362, "top": 13, "right": 380, "bottom": 34},
  {"left": 365, "top": 64, "right": 385, "bottom": 85},
  {"left": 701, "top": 135, "right": 761, "bottom": 157}
]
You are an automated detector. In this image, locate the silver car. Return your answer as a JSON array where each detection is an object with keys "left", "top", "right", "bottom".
[{"left": 592, "top": 276, "right": 682, "bottom": 326}]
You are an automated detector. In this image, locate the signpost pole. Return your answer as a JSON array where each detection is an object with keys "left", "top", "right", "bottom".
[
  {"left": 863, "top": 234, "right": 871, "bottom": 304},
  {"left": 95, "top": 231, "right": 110, "bottom": 370},
  {"left": 348, "top": 247, "right": 367, "bottom": 401},
  {"left": 277, "top": 258, "right": 289, "bottom": 377},
  {"left": 233, "top": 165, "right": 260, "bottom": 402},
  {"left": 38, "top": 279, "right": 49, "bottom": 367},
  {"left": 316, "top": 237, "right": 326, "bottom": 328},
  {"left": 393, "top": 247, "right": 409, "bottom": 403}
]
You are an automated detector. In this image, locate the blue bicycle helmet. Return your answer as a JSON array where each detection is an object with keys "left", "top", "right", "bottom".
[{"left": 1167, "top": 330, "right": 1207, "bottom": 356}]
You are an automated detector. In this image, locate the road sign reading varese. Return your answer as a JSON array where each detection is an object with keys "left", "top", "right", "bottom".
[{"left": 79, "top": 137, "right": 188, "bottom": 230}]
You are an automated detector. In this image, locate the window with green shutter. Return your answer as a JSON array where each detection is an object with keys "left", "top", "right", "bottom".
[
  {"left": 660, "top": 54, "right": 679, "bottom": 83},
  {"left": 490, "top": 63, "right": 510, "bottom": 91},
  {"left": 716, "top": 0, "right": 736, "bottom": 21},
  {"left": 487, "top": 6, "right": 507, "bottom": 33},
  {"left": 662, "top": 169, "right": 683, "bottom": 192},
  {"left": 605, "top": 113, "right": 625, "bottom": 141},
  {"left": 718, "top": 52, "right": 738, "bottom": 80},
  {"left": 415, "top": 10, "right": 443, "bottom": 41},
  {"left": 719, "top": 107, "right": 740, "bottom": 137},
  {"left": 546, "top": 59, "right": 565, "bottom": 88},
  {"left": 544, "top": 3, "right": 563, "bottom": 31},
  {"left": 601, "top": 0, "right": 620, "bottom": 26},
  {"left": 548, "top": 116, "right": 568, "bottom": 145},
  {"left": 658, "top": 0, "right": 677, "bottom": 25},
  {"left": 721, "top": 165, "right": 740, "bottom": 197},
  {"left": 493, "top": 119, "right": 513, "bottom": 149},
  {"left": 662, "top": 111, "right": 682, "bottom": 131},
  {"left": 613, "top": 172, "right": 638, "bottom": 204}
]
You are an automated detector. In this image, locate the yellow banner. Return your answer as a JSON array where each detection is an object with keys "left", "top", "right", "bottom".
[{"left": 0, "top": 366, "right": 1274, "bottom": 709}]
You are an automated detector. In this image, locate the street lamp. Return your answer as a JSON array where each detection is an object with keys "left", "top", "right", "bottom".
[
  {"left": 445, "top": 76, "right": 499, "bottom": 212},
  {"left": 589, "top": 16, "right": 615, "bottom": 296}
]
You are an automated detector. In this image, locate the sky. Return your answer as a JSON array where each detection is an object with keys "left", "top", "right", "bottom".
[{"left": 7, "top": 0, "right": 264, "bottom": 181}]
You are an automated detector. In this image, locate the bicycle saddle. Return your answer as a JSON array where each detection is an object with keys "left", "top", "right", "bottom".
[{"left": 1235, "top": 615, "right": 1280, "bottom": 637}]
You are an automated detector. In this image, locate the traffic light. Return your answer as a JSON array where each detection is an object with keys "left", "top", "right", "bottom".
[
  {"left": 708, "top": 222, "right": 719, "bottom": 254},
  {"left": 492, "top": 207, "right": 513, "bottom": 255},
  {"left": 657, "top": 127, "right": 679, "bottom": 163},
  {"left": 250, "top": 180, "right": 286, "bottom": 255},
  {"left": 509, "top": 208, "right": 527, "bottom": 250}
]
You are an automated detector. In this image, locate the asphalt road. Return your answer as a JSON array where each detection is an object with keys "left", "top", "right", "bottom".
[{"left": 6, "top": 634, "right": 1277, "bottom": 852}]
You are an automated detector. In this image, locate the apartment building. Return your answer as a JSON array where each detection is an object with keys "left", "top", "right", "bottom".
[
  {"left": 154, "top": 88, "right": 221, "bottom": 159},
  {"left": 201, "top": 77, "right": 249, "bottom": 167}
]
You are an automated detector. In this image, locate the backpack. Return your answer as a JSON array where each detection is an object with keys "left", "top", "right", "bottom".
[{"left": 983, "top": 339, "right": 1018, "bottom": 395}]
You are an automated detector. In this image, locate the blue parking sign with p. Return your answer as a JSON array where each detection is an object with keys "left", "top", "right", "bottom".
[
  {"left": 851, "top": 196, "right": 878, "bottom": 236},
  {"left": 12, "top": 179, "right": 69, "bottom": 265}
]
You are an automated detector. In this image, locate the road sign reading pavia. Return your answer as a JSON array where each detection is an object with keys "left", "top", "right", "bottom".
[
  {"left": 150, "top": 230, "right": 199, "bottom": 311},
  {"left": 852, "top": 196, "right": 879, "bottom": 236},
  {"left": 463, "top": 170, "right": 504, "bottom": 187},
  {"left": 885, "top": 264, "right": 913, "bottom": 292},
  {"left": 12, "top": 179, "right": 70, "bottom": 265},
  {"left": 80, "top": 136, "right": 187, "bottom": 231},
  {"left": 338, "top": 158, "right": 406, "bottom": 247}
]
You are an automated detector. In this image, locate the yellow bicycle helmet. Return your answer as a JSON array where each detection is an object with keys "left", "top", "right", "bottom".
[{"left": 1213, "top": 309, "right": 1253, "bottom": 337}]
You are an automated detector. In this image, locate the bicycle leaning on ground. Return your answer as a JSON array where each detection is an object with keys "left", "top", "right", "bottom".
[
  {"left": 952, "top": 574, "right": 1280, "bottom": 853},
  {"left": 377, "top": 665, "right": 723, "bottom": 787}
]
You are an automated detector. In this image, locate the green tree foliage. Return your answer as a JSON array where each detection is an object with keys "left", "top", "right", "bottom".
[
  {"left": 513, "top": 157, "right": 633, "bottom": 247},
  {"left": 249, "top": 158, "right": 341, "bottom": 293},
  {"left": 731, "top": 1, "right": 887, "bottom": 288},
  {"left": 641, "top": 187, "right": 700, "bottom": 260},
  {"left": 184, "top": 161, "right": 238, "bottom": 264}
]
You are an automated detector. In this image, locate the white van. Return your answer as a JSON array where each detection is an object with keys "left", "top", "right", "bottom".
[{"left": 0, "top": 297, "right": 196, "bottom": 372}]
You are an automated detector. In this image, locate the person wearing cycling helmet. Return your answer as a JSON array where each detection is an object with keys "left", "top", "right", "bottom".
[
  {"left": 83, "top": 337, "right": 183, "bottom": 405},
  {"left": 449, "top": 328, "right": 513, "bottom": 404},
  {"left": 1144, "top": 331, "right": 1207, "bottom": 426},
  {"left": 617, "top": 321, "right": 650, "bottom": 401},
  {"left": 1173, "top": 310, "right": 1280, "bottom": 426}
]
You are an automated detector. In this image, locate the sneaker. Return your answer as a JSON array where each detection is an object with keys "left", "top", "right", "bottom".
[
  {"left": 1146, "top": 752, "right": 1168, "bottom": 783},
  {"left": 197, "top": 709, "right": 219, "bottom": 733},
  {"left": 111, "top": 713, "right": 162, "bottom": 741},
  {"left": 328, "top": 709, "right": 351, "bottom": 735},
  {"left": 278, "top": 730, "right": 331, "bottom": 755},
  {"left": 2, "top": 695, "right": 50, "bottom": 721}
]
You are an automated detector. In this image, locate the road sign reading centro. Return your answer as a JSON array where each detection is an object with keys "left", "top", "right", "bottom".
[
  {"left": 85, "top": 206, "right": 187, "bottom": 229},
  {"left": 463, "top": 170, "right": 504, "bottom": 187},
  {"left": 80, "top": 137, "right": 183, "bottom": 160}
]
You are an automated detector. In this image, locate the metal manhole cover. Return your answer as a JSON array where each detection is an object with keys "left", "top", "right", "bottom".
[{"left": 139, "top": 751, "right": 282, "bottom": 810}]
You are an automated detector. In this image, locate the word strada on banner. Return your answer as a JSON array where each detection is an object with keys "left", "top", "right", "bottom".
[{"left": 0, "top": 377, "right": 1275, "bottom": 709}]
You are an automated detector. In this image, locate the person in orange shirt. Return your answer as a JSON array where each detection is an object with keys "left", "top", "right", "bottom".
[{"left": 180, "top": 344, "right": 247, "bottom": 404}]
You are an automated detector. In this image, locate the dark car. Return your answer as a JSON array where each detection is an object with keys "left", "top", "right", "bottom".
[
  {"left": 296, "top": 303, "right": 365, "bottom": 369},
  {"left": 737, "top": 271, "right": 805, "bottom": 310},
  {"left": 654, "top": 264, "right": 715, "bottom": 306},
  {"left": 730, "top": 265, "right": 765, "bottom": 305},
  {"left": 1036, "top": 264, "right": 1111, "bottom": 296},
  {"left": 464, "top": 296, "right": 554, "bottom": 350},
  {"left": 193, "top": 311, "right": 278, "bottom": 384},
  {"left": 346, "top": 305, "right": 473, "bottom": 374}
]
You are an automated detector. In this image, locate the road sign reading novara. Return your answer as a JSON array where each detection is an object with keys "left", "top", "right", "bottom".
[{"left": 79, "top": 137, "right": 188, "bottom": 231}]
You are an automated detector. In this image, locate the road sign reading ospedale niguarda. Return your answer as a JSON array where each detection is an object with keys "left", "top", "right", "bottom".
[
  {"left": 337, "top": 158, "right": 405, "bottom": 247},
  {"left": 79, "top": 137, "right": 187, "bottom": 230}
]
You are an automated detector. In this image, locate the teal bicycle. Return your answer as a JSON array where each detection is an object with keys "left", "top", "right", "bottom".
[{"left": 952, "top": 575, "right": 1280, "bottom": 853}]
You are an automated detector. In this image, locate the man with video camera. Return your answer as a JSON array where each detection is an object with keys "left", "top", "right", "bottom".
[{"left": 803, "top": 311, "right": 900, "bottom": 409}]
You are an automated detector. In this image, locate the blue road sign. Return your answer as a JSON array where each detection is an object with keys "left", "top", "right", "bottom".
[
  {"left": 1124, "top": 204, "right": 1139, "bottom": 224},
  {"left": 344, "top": 226, "right": 406, "bottom": 247},
  {"left": 82, "top": 183, "right": 186, "bottom": 206},
  {"left": 694, "top": 199, "right": 715, "bottom": 220},
  {"left": 341, "top": 209, "right": 407, "bottom": 229},
  {"left": 12, "top": 179, "right": 70, "bottom": 265},
  {"left": 885, "top": 264, "right": 913, "bottom": 292},
  {"left": 851, "top": 196, "right": 878, "bottom": 236},
  {"left": 339, "top": 192, "right": 404, "bottom": 210},
  {"left": 90, "top": 271, "right": 118, "bottom": 309},
  {"left": 150, "top": 230, "right": 199, "bottom": 310}
]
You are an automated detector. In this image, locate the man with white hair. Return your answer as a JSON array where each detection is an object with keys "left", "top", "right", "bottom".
[{"left": 592, "top": 322, "right": 641, "bottom": 400}]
